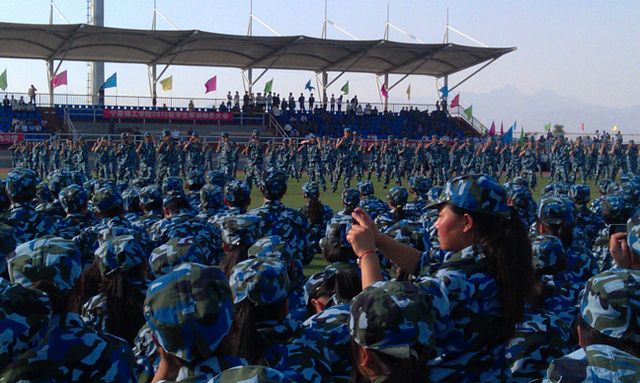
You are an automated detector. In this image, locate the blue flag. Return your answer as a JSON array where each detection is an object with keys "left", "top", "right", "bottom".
[
  {"left": 439, "top": 85, "right": 448, "bottom": 98},
  {"left": 501, "top": 126, "right": 513, "bottom": 144},
  {"left": 305, "top": 80, "right": 315, "bottom": 91},
  {"left": 102, "top": 73, "right": 117, "bottom": 89}
]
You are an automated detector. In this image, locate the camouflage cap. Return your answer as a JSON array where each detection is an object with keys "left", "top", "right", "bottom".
[
  {"left": 229, "top": 257, "right": 290, "bottom": 306},
  {"left": 602, "top": 194, "right": 632, "bottom": 223},
  {"left": 163, "top": 190, "right": 188, "bottom": 207},
  {"left": 626, "top": 214, "right": 640, "bottom": 257},
  {"left": 427, "top": 174, "right": 511, "bottom": 219},
  {"left": 408, "top": 176, "right": 433, "bottom": 195},
  {"left": 48, "top": 170, "right": 71, "bottom": 195},
  {"left": 149, "top": 237, "right": 208, "bottom": 278},
  {"left": 206, "top": 171, "right": 228, "bottom": 187},
  {"left": 220, "top": 214, "right": 262, "bottom": 247},
  {"left": 58, "top": 185, "right": 88, "bottom": 214},
  {"left": 568, "top": 184, "right": 591, "bottom": 205},
  {"left": 357, "top": 181, "right": 375, "bottom": 196},
  {"left": 597, "top": 179, "right": 619, "bottom": 195},
  {"left": 247, "top": 235, "right": 294, "bottom": 265},
  {"left": 144, "top": 263, "right": 233, "bottom": 362},
  {"left": 121, "top": 188, "right": 140, "bottom": 212},
  {"left": 162, "top": 176, "right": 184, "bottom": 195},
  {"left": 320, "top": 216, "right": 352, "bottom": 251},
  {"left": 342, "top": 188, "right": 361, "bottom": 210},
  {"left": 224, "top": 180, "right": 251, "bottom": 206},
  {"left": 92, "top": 185, "right": 124, "bottom": 214},
  {"left": 210, "top": 366, "right": 294, "bottom": 383},
  {"left": 200, "top": 184, "right": 224, "bottom": 209},
  {"left": 427, "top": 186, "right": 443, "bottom": 203},
  {"left": 8, "top": 236, "right": 82, "bottom": 293},
  {"left": 538, "top": 197, "right": 569, "bottom": 225},
  {"left": 580, "top": 269, "right": 640, "bottom": 344},
  {"left": 384, "top": 220, "right": 429, "bottom": 252},
  {"left": 186, "top": 170, "right": 205, "bottom": 188},
  {"left": 0, "top": 223, "right": 17, "bottom": 274},
  {"left": 302, "top": 181, "right": 320, "bottom": 200},
  {"left": 0, "top": 280, "right": 52, "bottom": 366},
  {"left": 507, "top": 185, "right": 531, "bottom": 210},
  {"left": 95, "top": 235, "right": 146, "bottom": 276},
  {"left": 262, "top": 170, "right": 288, "bottom": 196},
  {"left": 512, "top": 176, "right": 529, "bottom": 188},
  {"left": 387, "top": 186, "right": 409, "bottom": 207},
  {"left": 35, "top": 182, "right": 51, "bottom": 202},
  {"left": 6, "top": 168, "right": 38, "bottom": 199},
  {"left": 69, "top": 171, "right": 87, "bottom": 187},
  {"left": 350, "top": 280, "right": 435, "bottom": 354},
  {"left": 303, "top": 268, "right": 337, "bottom": 307},
  {"left": 139, "top": 184, "right": 162, "bottom": 206},
  {"left": 531, "top": 235, "right": 566, "bottom": 274}
]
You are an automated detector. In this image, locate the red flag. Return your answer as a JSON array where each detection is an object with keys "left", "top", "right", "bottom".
[
  {"left": 450, "top": 94, "right": 460, "bottom": 108},
  {"left": 580, "top": 122, "right": 585, "bottom": 132},
  {"left": 380, "top": 84, "right": 388, "bottom": 99},
  {"left": 489, "top": 121, "right": 496, "bottom": 136},
  {"left": 500, "top": 121, "right": 504, "bottom": 135},
  {"left": 51, "top": 70, "right": 67, "bottom": 88},
  {"left": 204, "top": 75, "right": 217, "bottom": 94}
]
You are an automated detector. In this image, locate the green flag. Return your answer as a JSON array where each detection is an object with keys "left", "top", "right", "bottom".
[
  {"left": 0, "top": 69, "right": 7, "bottom": 91},
  {"left": 264, "top": 79, "right": 273, "bottom": 94},
  {"left": 519, "top": 126, "right": 525, "bottom": 144},
  {"left": 341, "top": 81, "right": 349, "bottom": 95},
  {"left": 463, "top": 105, "right": 473, "bottom": 120},
  {"left": 544, "top": 122, "right": 551, "bottom": 132}
]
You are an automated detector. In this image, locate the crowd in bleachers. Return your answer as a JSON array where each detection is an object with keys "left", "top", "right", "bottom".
[{"left": 1, "top": 94, "right": 46, "bottom": 133}]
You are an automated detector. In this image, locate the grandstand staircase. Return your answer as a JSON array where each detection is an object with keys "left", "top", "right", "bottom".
[{"left": 449, "top": 105, "right": 487, "bottom": 136}]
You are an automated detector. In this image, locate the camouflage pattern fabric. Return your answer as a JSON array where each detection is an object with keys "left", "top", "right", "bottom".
[
  {"left": 149, "top": 236, "right": 208, "bottom": 278},
  {"left": 0, "top": 202, "right": 59, "bottom": 245},
  {"left": 229, "top": 257, "right": 289, "bottom": 306},
  {"left": 0, "top": 224, "right": 17, "bottom": 277},
  {"left": 428, "top": 174, "right": 511, "bottom": 218},
  {"left": 220, "top": 213, "right": 263, "bottom": 247},
  {"left": 95, "top": 234, "right": 146, "bottom": 276},
  {"left": 211, "top": 365, "right": 294, "bottom": 383}
]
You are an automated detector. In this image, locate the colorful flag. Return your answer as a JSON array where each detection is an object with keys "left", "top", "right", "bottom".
[
  {"left": 406, "top": 84, "right": 411, "bottom": 100},
  {"left": 439, "top": 85, "right": 449, "bottom": 98},
  {"left": 51, "top": 70, "right": 67, "bottom": 88},
  {"left": 0, "top": 69, "right": 6, "bottom": 91},
  {"left": 544, "top": 122, "right": 551, "bottom": 132},
  {"left": 450, "top": 94, "right": 459, "bottom": 108},
  {"left": 341, "top": 81, "right": 349, "bottom": 95},
  {"left": 159, "top": 76, "right": 173, "bottom": 91},
  {"left": 519, "top": 124, "right": 525, "bottom": 144},
  {"left": 102, "top": 72, "right": 117, "bottom": 89},
  {"left": 264, "top": 79, "right": 273, "bottom": 94},
  {"left": 204, "top": 75, "right": 217, "bottom": 93},
  {"left": 380, "top": 84, "right": 388, "bottom": 99},
  {"left": 500, "top": 121, "right": 504, "bottom": 135},
  {"left": 463, "top": 105, "right": 473, "bottom": 120},
  {"left": 500, "top": 126, "right": 513, "bottom": 144},
  {"left": 580, "top": 122, "right": 585, "bottom": 132},
  {"left": 305, "top": 80, "right": 314, "bottom": 91},
  {"left": 489, "top": 121, "right": 496, "bottom": 136}
]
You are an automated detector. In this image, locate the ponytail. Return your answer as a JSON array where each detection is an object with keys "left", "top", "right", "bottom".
[
  {"left": 307, "top": 198, "right": 324, "bottom": 225},
  {"left": 392, "top": 206, "right": 405, "bottom": 222},
  {"left": 103, "top": 270, "right": 145, "bottom": 345}
]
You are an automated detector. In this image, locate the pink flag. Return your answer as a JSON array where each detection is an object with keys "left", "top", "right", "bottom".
[
  {"left": 450, "top": 94, "right": 459, "bottom": 108},
  {"left": 204, "top": 75, "right": 217, "bottom": 94},
  {"left": 580, "top": 122, "right": 585, "bottom": 132},
  {"left": 500, "top": 121, "right": 504, "bottom": 135},
  {"left": 51, "top": 70, "right": 67, "bottom": 88},
  {"left": 380, "top": 84, "right": 388, "bottom": 98},
  {"left": 489, "top": 121, "right": 496, "bottom": 136}
]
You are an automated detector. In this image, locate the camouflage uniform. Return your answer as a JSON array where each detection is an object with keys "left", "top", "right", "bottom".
[
  {"left": 305, "top": 136, "right": 326, "bottom": 189},
  {"left": 244, "top": 131, "right": 264, "bottom": 188},
  {"left": 56, "top": 184, "right": 93, "bottom": 239},
  {"left": 156, "top": 130, "right": 179, "bottom": 182},
  {"left": 138, "top": 133, "right": 157, "bottom": 181},
  {"left": 383, "top": 136, "right": 401, "bottom": 188},
  {"left": 132, "top": 184, "right": 164, "bottom": 232},
  {"left": 357, "top": 181, "right": 388, "bottom": 220},
  {"left": 331, "top": 129, "right": 355, "bottom": 191},
  {"left": 299, "top": 182, "right": 333, "bottom": 256},
  {"left": 217, "top": 133, "right": 235, "bottom": 178},
  {"left": 4, "top": 236, "right": 138, "bottom": 382},
  {"left": 211, "top": 366, "right": 293, "bottom": 383}
]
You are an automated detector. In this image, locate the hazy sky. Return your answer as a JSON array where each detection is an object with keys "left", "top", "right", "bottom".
[{"left": 1, "top": 1, "right": 638, "bottom": 117}]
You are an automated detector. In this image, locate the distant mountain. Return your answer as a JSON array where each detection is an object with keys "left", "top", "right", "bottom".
[{"left": 454, "top": 86, "right": 640, "bottom": 135}]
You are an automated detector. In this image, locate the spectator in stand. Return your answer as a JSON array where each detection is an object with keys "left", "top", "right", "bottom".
[
  {"left": 266, "top": 92, "right": 273, "bottom": 111},
  {"left": 273, "top": 93, "right": 280, "bottom": 110},
  {"left": 28, "top": 85, "right": 37, "bottom": 105},
  {"left": 309, "top": 93, "right": 315, "bottom": 111},
  {"left": 188, "top": 100, "right": 195, "bottom": 112},
  {"left": 298, "top": 93, "right": 305, "bottom": 112},
  {"left": 288, "top": 93, "right": 295, "bottom": 112},
  {"left": 337, "top": 95, "right": 343, "bottom": 113},
  {"left": 322, "top": 92, "right": 328, "bottom": 111},
  {"left": 10, "top": 95, "right": 17, "bottom": 110},
  {"left": 330, "top": 94, "right": 336, "bottom": 113},
  {"left": 226, "top": 91, "right": 233, "bottom": 110},
  {"left": 243, "top": 92, "right": 250, "bottom": 112},
  {"left": 233, "top": 91, "right": 240, "bottom": 110},
  {"left": 2, "top": 95, "right": 9, "bottom": 107}
]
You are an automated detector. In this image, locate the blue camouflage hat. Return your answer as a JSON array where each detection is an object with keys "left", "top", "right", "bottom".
[
  {"left": 538, "top": 197, "right": 570, "bottom": 225},
  {"left": 200, "top": 184, "right": 224, "bottom": 209},
  {"left": 69, "top": 171, "right": 87, "bottom": 187},
  {"left": 162, "top": 176, "right": 184, "bottom": 195},
  {"left": 568, "top": 184, "right": 591, "bottom": 205},
  {"left": 350, "top": 280, "right": 435, "bottom": 355},
  {"left": 211, "top": 366, "right": 294, "bottom": 383},
  {"left": 531, "top": 235, "right": 566, "bottom": 274},
  {"left": 357, "top": 181, "right": 375, "bottom": 196},
  {"left": 602, "top": 194, "right": 632, "bottom": 223},
  {"left": 139, "top": 184, "right": 162, "bottom": 206},
  {"left": 0, "top": 280, "right": 52, "bottom": 366},
  {"left": 206, "top": 171, "right": 228, "bottom": 187},
  {"left": 303, "top": 268, "right": 337, "bottom": 307},
  {"left": 427, "top": 186, "right": 443, "bottom": 203},
  {"left": 508, "top": 185, "right": 531, "bottom": 210},
  {"left": 220, "top": 214, "right": 262, "bottom": 247},
  {"left": 262, "top": 170, "right": 288, "bottom": 196},
  {"left": 144, "top": 263, "right": 234, "bottom": 362},
  {"left": 408, "top": 176, "right": 433, "bottom": 195},
  {"left": 302, "top": 181, "right": 320, "bottom": 200},
  {"left": 95, "top": 235, "right": 146, "bottom": 276},
  {"left": 149, "top": 237, "right": 208, "bottom": 278},
  {"left": 321, "top": 216, "right": 352, "bottom": 251},
  {"left": 6, "top": 168, "right": 38, "bottom": 199},
  {"left": 387, "top": 186, "right": 409, "bottom": 207},
  {"left": 122, "top": 188, "right": 141, "bottom": 212},
  {"left": 248, "top": 235, "right": 294, "bottom": 265},
  {"left": 597, "top": 179, "right": 619, "bottom": 195},
  {"left": 92, "top": 186, "right": 124, "bottom": 214},
  {"left": 384, "top": 220, "right": 429, "bottom": 252},
  {"left": 579, "top": 269, "right": 640, "bottom": 345},
  {"left": 626, "top": 214, "right": 640, "bottom": 257},
  {"left": 427, "top": 174, "right": 511, "bottom": 219},
  {"left": 342, "top": 188, "right": 360, "bottom": 210},
  {"left": 512, "top": 176, "right": 529, "bottom": 188},
  {"left": 186, "top": 170, "right": 205, "bottom": 188},
  {"left": 163, "top": 190, "right": 188, "bottom": 207},
  {"left": 8, "top": 236, "right": 82, "bottom": 293},
  {"left": 48, "top": 170, "right": 71, "bottom": 195},
  {"left": 229, "top": 257, "right": 290, "bottom": 306},
  {"left": 58, "top": 185, "right": 88, "bottom": 214},
  {"left": 35, "top": 182, "right": 51, "bottom": 202},
  {"left": 225, "top": 180, "right": 251, "bottom": 206}
]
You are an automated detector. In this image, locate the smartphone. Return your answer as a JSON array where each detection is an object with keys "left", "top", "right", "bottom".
[{"left": 609, "top": 224, "right": 627, "bottom": 237}]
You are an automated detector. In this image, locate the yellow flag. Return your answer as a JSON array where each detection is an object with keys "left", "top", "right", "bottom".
[
  {"left": 406, "top": 84, "right": 411, "bottom": 100},
  {"left": 159, "top": 76, "right": 173, "bottom": 91}
]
